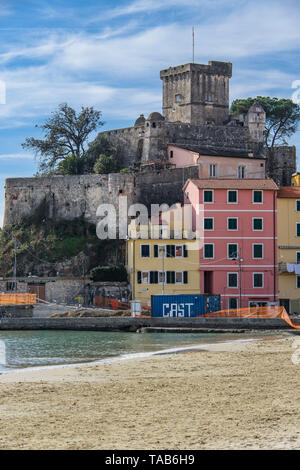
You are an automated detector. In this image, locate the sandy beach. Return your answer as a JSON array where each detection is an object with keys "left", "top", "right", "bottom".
[{"left": 0, "top": 333, "right": 299, "bottom": 450}]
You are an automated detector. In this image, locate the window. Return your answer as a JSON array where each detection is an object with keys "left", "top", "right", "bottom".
[
  {"left": 170, "top": 150, "right": 174, "bottom": 158},
  {"left": 228, "top": 218, "right": 238, "bottom": 231},
  {"left": 253, "top": 244, "right": 263, "bottom": 259},
  {"left": 206, "top": 95, "right": 212, "bottom": 102},
  {"left": 253, "top": 273, "right": 263, "bottom": 288},
  {"left": 141, "top": 244, "right": 150, "bottom": 258},
  {"left": 158, "top": 271, "right": 165, "bottom": 284},
  {"left": 297, "top": 276, "right": 300, "bottom": 288},
  {"left": 203, "top": 190, "right": 213, "bottom": 203},
  {"left": 253, "top": 218, "right": 263, "bottom": 231},
  {"left": 175, "top": 272, "right": 183, "bottom": 284},
  {"left": 175, "top": 245, "right": 183, "bottom": 257},
  {"left": 238, "top": 166, "right": 245, "bottom": 179},
  {"left": 297, "top": 252, "right": 300, "bottom": 264},
  {"left": 253, "top": 190, "right": 263, "bottom": 203},
  {"left": 297, "top": 224, "right": 300, "bottom": 237},
  {"left": 297, "top": 200, "right": 300, "bottom": 212},
  {"left": 175, "top": 94, "right": 183, "bottom": 103},
  {"left": 209, "top": 164, "right": 216, "bottom": 178},
  {"left": 227, "top": 190, "right": 238, "bottom": 203},
  {"left": 204, "top": 218, "right": 214, "bottom": 230},
  {"left": 229, "top": 298, "right": 238, "bottom": 309},
  {"left": 159, "top": 245, "right": 167, "bottom": 257},
  {"left": 228, "top": 244, "right": 238, "bottom": 259},
  {"left": 228, "top": 273, "right": 238, "bottom": 288},
  {"left": 186, "top": 192, "right": 189, "bottom": 200},
  {"left": 204, "top": 244, "right": 214, "bottom": 259},
  {"left": 141, "top": 272, "right": 149, "bottom": 284}
]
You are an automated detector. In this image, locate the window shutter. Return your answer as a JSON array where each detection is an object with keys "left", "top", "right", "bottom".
[
  {"left": 154, "top": 245, "right": 158, "bottom": 257},
  {"left": 183, "top": 245, "right": 188, "bottom": 257},
  {"left": 184, "top": 271, "right": 188, "bottom": 284},
  {"left": 150, "top": 271, "right": 154, "bottom": 284},
  {"left": 171, "top": 271, "right": 175, "bottom": 284},
  {"left": 171, "top": 245, "right": 175, "bottom": 257},
  {"left": 154, "top": 271, "right": 158, "bottom": 284},
  {"left": 137, "top": 271, "right": 141, "bottom": 284},
  {"left": 166, "top": 271, "right": 171, "bottom": 284},
  {"left": 166, "top": 245, "right": 171, "bottom": 258}
]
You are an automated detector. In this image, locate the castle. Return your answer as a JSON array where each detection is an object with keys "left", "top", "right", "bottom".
[
  {"left": 4, "top": 60, "right": 296, "bottom": 227},
  {"left": 99, "top": 59, "right": 295, "bottom": 184}
]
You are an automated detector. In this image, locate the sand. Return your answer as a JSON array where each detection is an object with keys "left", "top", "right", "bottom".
[{"left": 0, "top": 333, "right": 299, "bottom": 450}]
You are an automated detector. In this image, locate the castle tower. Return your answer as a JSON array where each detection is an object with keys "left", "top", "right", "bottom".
[{"left": 160, "top": 60, "right": 232, "bottom": 125}]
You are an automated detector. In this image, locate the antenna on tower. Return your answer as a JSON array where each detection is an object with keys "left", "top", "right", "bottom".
[{"left": 192, "top": 26, "right": 195, "bottom": 63}]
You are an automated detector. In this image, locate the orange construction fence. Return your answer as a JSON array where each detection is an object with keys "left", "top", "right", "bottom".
[
  {"left": 0, "top": 293, "right": 36, "bottom": 306},
  {"left": 203, "top": 306, "right": 300, "bottom": 330}
]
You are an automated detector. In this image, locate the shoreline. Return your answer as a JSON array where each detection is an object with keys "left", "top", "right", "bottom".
[
  {"left": 0, "top": 330, "right": 284, "bottom": 377},
  {"left": 0, "top": 333, "right": 299, "bottom": 449}
]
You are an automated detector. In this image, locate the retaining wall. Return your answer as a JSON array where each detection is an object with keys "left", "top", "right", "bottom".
[{"left": 0, "top": 316, "right": 297, "bottom": 331}]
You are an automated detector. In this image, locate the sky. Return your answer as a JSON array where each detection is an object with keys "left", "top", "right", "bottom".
[{"left": 0, "top": 0, "right": 300, "bottom": 226}]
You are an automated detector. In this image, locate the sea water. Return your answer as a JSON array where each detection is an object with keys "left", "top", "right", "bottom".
[{"left": 0, "top": 329, "right": 251, "bottom": 373}]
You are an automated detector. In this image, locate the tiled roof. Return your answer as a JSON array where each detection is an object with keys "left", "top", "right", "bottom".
[
  {"left": 184, "top": 178, "right": 278, "bottom": 190},
  {"left": 278, "top": 187, "right": 300, "bottom": 198}
]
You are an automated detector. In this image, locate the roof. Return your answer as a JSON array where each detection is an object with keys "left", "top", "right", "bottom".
[
  {"left": 168, "top": 144, "right": 265, "bottom": 160},
  {"left": 183, "top": 178, "right": 279, "bottom": 191},
  {"left": 278, "top": 187, "right": 300, "bottom": 198},
  {"left": 147, "top": 112, "right": 165, "bottom": 121}
]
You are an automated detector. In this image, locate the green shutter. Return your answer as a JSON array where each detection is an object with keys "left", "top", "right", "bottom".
[
  {"left": 137, "top": 271, "right": 141, "bottom": 284},
  {"left": 184, "top": 245, "right": 188, "bottom": 257},
  {"left": 184, "top": 271, "right": 188, "bottom": 284},
  {"left": 154, "top": 245, "right": 158, "bottom": 257}
]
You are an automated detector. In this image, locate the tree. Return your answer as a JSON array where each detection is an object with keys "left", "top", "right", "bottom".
[
  {"left": 22, "top": 103, "right": 104, "bottom": 174},
  {"left": 230, "top": 96, "right": 300, "bottom": 149},
  {"left": 84, "top": 134, "right": 117, "bottom": 173},
  {"left": 93, "top": 154, "right": 119, "bottom": 174}
]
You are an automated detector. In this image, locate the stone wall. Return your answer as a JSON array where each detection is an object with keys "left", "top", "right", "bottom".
[
  {"left": 266, "top": 146, "right": 296, "bottom": 186},
  {"left": 4, "top": 173, "right": 135, "bottom": 226},
  {"left": 4, "top": 167, "right": 200, "bottom": 227}
]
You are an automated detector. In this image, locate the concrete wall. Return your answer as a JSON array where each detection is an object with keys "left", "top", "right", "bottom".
[{"left": 0, "top": 316, "right": 296, "bottom": 330}]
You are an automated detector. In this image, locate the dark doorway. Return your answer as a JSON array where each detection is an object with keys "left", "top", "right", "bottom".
[
  {"left": 280, "top": 299, "right": 290, "bottom": 313},
  {"left": 28, "top": 283, "right": 46, "bottom": 302},
  {"left": 204, "top": 271, "right": 213, "bottom": 294}
]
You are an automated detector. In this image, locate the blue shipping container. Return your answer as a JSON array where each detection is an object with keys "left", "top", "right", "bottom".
[{"left": 151, "top": 294, "right": 220, "bottom": 318}]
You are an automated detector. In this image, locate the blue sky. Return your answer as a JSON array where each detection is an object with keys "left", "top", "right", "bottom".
[{"left": 1, "top": 0, "right": 300, "bottom": 226}]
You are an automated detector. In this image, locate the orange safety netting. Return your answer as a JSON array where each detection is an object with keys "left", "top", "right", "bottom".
[
  {"left": 0, "top": 293, "right": 36, "bottom": 306},
  {"left": 203, "top": 306, "right": 300, "bottom": 330}
]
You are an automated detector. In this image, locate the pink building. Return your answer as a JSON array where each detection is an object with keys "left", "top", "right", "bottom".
[
  {"left": 183, "top": 179, "right": 279, "bottom": 309},
  {"left": 168, "top": 144, "right": 266, "bottom": 179}
]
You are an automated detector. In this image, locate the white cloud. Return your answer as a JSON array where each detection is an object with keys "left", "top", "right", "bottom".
[{"left": 0, "top": 153, "right": 35, "bottom": 160}]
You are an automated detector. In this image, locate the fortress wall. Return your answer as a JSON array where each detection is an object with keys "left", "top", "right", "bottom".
[
  {"left": 4, "top": 173, "right": 135, "bottom": 226},
  {"left": 266, "top": 146, "right": 296, "bottom": 186},
  {"left": 4, "top": 167, "right": 200, "bottom": 227},
  {"left": 100, "top": 126, "right": 144, "bottom": 167}
]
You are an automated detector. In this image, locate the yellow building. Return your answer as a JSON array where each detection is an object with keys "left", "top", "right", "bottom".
[
  {"left": 291, "top": 173, "right": 300, "bottom": 187},
  {"left": 278, "top": 187, "right": 300, "bottom": 313},
  {"left": 126, "top": 214, "right": 200, "bottom": 305}
]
